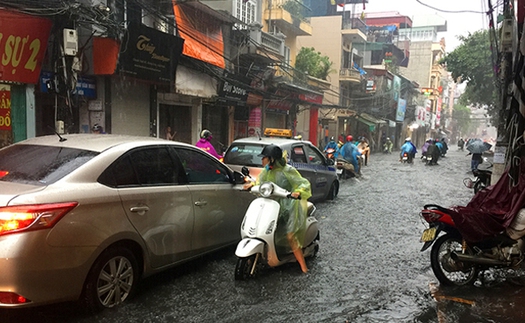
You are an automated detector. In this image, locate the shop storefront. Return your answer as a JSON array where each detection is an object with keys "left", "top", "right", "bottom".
[{"left": 0, "top": 10, "right": 52, "bottom": 146}]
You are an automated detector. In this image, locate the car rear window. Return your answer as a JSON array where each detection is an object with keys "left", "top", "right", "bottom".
[
  {"left": 0, "top": 144, "right": 98, "bottom": 185},
  {"left": 223, "top": 144, "right": 265, "bottom": 167}
]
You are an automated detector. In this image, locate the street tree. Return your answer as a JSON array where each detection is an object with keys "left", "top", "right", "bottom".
[
  {"left": 452, "top": 103, "right": 472, "bottom": 137},
  {"left": 440, "top": 30, "right": 498, "bottom": 124},
  {"left": 295, "top": 47, "right": 334, "bottom": 81}
]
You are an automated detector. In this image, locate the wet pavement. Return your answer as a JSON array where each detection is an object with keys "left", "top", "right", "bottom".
[{"left": 3, "top": 147, "right": 525, "bottom": 323}]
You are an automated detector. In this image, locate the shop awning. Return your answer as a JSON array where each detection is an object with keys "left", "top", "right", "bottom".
[
  {"left": 356, "top": 116, "right": 376, "bottom": 131},
  {"left": 360, "top": 113, "right": 387, "bottom": 124}
]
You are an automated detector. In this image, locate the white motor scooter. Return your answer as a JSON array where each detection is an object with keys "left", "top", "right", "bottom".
[{"left": 234, "top": 181, "right": 320, "bottom": 280}]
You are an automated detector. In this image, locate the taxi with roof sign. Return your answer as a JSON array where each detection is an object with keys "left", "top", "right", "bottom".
[{"left": 224, "top": 128, "right": 339, "bottom": 202}]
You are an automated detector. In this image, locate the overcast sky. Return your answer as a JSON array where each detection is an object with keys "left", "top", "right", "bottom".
[{"left": 351, "top": 0, "right": 495, "bottom": 51}]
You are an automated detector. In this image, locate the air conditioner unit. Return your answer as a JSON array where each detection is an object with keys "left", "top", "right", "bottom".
[{"left": 63, "top": 29, "right": 78, "bottom": 56}]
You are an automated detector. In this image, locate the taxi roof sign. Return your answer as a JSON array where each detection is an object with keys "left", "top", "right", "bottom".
[{"left": 263, "top": 128, "right": 293, "bottom": 138}]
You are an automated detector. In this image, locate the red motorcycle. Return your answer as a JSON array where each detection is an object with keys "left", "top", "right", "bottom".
[{"left": 420, "top": 204, "right": 525, "bottom": 286}]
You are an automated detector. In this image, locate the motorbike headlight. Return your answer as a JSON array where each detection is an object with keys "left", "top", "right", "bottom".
[{"left": 259, "top": 182, "right": 274, "bottom": 197}]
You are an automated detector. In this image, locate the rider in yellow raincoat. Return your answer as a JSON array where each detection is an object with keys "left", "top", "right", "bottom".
[{"left": 246, "top": 144, "right": 312, "bottom": 273}]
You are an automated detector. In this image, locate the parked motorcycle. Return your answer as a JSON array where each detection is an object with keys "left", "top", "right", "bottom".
[
  {"left": 420, "top": 204, "right": 525, "bottom": 286},
  {"left": 235, "top": 178, "right": 320, "bottom": 280},
  {"left": 463, "top": 158, "right": 493, "bottom": 193}
]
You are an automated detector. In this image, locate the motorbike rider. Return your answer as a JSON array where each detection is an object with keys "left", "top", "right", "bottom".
[
  {"left": 243, "top": 145, "right": 312, "bottom": 273},
  {"left": 341, "top": 135, "right": 361, "bottom": 174},
  {"left": 457, "top": 138, "right": 465, "bottom": 151},
  {"left": 357, "top": 137, "right": 370, "bottom": 166},
  {"left": 324, "top": 136, "right": 339, "bottom": 158},
  {"left": 400, "top": 137, "right": 417, "bottom": 162},
  {"left": 195, "top": 129, "right": 223, "bottom": 159},
  {"left": 383, "top": 137, "right": 393, "bottom": 153},
  {"left": 426, "top": 139, "right": 440, "bottom": 165},
  {"left": 421, "top": 138, "right": 432, "bottom": 159}
]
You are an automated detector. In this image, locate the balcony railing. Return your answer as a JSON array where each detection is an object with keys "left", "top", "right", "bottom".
[
  {"left": 269, "top": 0, "right": 311, "bottom": 25},
  {"left": 342, "top": 18, "right": 367, "bottom": 34},
  {"left": 339, "top": 68, "right": 362, "bottom": 83}
]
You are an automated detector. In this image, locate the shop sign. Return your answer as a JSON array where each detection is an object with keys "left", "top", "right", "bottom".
[
  {"left": 396, "top": 98, "right": 406, "bottom": 122},
  {"left": 40, "top": 72, "right": 97, "bottom": 99},
  {"left": 298, "top": 93, "right": 323, "bottom": 104},
  {"left": 0, "top": 10, "right": 52, "bottom": 84},
  {"left": 0, "top": 85, "right": 11, "bottom": 130},
  {"left": 218, "top": 72, "right": 249, "bottom": 103},
  {"left": 118, "top": 22, "right": 184, "bottom": 83},
  {"left": 72, "top": 76, "right": 96, "bottom": 98}
]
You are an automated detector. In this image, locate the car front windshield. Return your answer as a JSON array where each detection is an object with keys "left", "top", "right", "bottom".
[
  {"left": 0, "top": 144, "right": 99, "bottom": 185},
  {"left": 223, "top": 144, "right": 265, "bottom": 167}
]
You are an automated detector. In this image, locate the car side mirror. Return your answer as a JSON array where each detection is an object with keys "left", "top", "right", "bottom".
[
  {"left": 233, "top": 171, "right": 245, "bottom": 184},
  {"left": 326, "top": 158, "right": 335, "bottom": 166},
  {"left": 241, "top": 166, "right": 250, "bottom": 176}
]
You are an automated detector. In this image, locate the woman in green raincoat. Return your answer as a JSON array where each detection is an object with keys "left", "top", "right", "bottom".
[{"left": 246, "top": 144, "right": 312, "bottom": 273}]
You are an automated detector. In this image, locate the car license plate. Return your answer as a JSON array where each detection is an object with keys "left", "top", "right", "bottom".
[{"left": 420, "top": 227, "right": 437, "bottom": 242}]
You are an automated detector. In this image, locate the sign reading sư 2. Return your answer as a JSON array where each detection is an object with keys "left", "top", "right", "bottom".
[{"left": 0, "top": 10, "right": 52, "bottom": 84}]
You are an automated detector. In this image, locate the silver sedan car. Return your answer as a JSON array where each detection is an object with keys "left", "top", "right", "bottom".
[{"left": 0, "top": 134, "right": 251, "bottom": 310}]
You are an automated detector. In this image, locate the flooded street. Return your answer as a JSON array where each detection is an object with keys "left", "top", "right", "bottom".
[{"left": 3, "top": 148, "right": 525, "bottom": 323}]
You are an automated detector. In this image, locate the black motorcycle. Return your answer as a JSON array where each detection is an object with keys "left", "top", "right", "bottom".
[{"left": 463, "top": 159, "right": 493, "bottom": 193}]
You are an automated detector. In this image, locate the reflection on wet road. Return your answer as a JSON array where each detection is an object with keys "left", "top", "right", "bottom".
[{"left": 2, "top": 148, "right": 525, "bottom": 322}]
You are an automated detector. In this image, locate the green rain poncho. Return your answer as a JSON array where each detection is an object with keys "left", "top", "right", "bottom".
[{"left": 256, "top": 159, "right": 312, "bottom": 249}]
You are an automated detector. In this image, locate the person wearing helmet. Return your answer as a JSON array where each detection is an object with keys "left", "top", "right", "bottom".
[
  {"left": 323, "top": 136, "right": 339, "bottom": 159},
  {"left": 195, "top": 129, "right": 222, "bottom": 159},
  {"left": 91, "top": 123, "right": 106, "bottom": 134},
  {"left": 340, "top": 134, "right": 361, "bottom": 175},
  {"left": 244, "top": 144, "right": 312, "bottom": 273},
  {"left": 357, "top": 137, "right": 370, "bottom": 166},
  {"left": 400, "top": 137, "right": 417, "bottom": 163},
  {"left": 383, "top": 137, "right": 393, "bottom": 154}
]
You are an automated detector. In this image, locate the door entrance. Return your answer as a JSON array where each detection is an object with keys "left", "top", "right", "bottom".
[{"left": 159, "top": 104, "right": 192, "bottom": 144}]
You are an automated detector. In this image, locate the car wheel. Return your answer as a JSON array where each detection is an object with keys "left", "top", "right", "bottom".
[
  {"left": 327, "top": 181, "right": 338, "bottom": 200},
  {"left": 81, "top": 246, "right": 139, "bottom": 312}
]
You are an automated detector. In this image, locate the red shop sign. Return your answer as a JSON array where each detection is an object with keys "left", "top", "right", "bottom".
[
  {"left": 0, "top": 89, "right": 11, "bottom": 130},
  {"left": 0, "top": 10, "right": 52, "bottom": 84}
]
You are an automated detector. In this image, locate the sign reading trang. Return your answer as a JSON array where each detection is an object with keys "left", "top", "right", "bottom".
[{"left": 119, "top": 22, "right": 184, "bottom": 83}]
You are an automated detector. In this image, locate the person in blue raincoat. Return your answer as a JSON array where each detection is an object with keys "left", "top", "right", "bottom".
[
  {"left": 324, "top": 136, "right": 339, "bottom": 158},
  {"left": 400, "top": 137, "right": 417, "bottom": 162},
  {"left": 244, "top": 145, "right": 312, "bottom": 273},
  {"left": 435, "top": 139, "right": 444, "bottom": 157},
  {"left": 340, "top": 135, "right": 361, "bottom": 174}
]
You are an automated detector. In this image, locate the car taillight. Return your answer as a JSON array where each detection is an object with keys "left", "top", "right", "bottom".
[
  {"left": 0, "top": 292, "right": 30, "bottom": 304},
  {"left": 0, "top": 170, "right": 8, "bottom": 178},
  {"left": 0, "top": 202, "right": 78, "bottom": 236}
]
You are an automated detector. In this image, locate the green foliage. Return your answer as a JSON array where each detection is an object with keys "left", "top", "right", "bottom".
[
  {"left": 295, "top": 47, "right": 334, "bottom": 80},
  {"left": 440, "top": 30, "right": 498, "bottom": 124},
  {"left": 452, "top": 103, "right": 472, "bottom": 135},
  {"left": 281, "top": 0, "right": 304, "bottom": 21}
]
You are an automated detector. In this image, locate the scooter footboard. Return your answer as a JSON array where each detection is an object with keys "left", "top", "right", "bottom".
[{"left": 235, "top": 238, "right": 265, "bottom": 257}]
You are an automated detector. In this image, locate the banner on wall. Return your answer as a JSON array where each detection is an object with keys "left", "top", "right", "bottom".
[
  {"left": 0, "top": 85, "right": 11, "bottom": 131},
  {"left": 396, "top": 98, "right": 406, "bottom": 122},
  {"left": 0, "top": 10, "right": 52, "bottom": 84}
]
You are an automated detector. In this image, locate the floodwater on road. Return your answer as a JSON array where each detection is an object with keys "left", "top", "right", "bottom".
[{"left": 2, "top": 147, "right": 525, "bottom": 323}]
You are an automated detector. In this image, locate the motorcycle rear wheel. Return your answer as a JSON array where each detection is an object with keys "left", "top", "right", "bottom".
[
  {"left": 430, "top": 234, "right": 478, "bottom": 286},
  {"left": 235, "top": 255, "right": 258, "bottom": 281}
]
